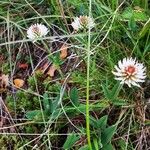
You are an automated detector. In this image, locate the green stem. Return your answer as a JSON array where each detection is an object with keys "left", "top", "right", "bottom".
[
  {"left": 86, "top": 0, "right": 92, "bottom": 149},
  {"left": 86, "top": 40, "right": 92, "bottom": 150}
]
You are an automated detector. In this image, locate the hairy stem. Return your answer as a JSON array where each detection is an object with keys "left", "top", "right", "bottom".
[{"left": 86, "top": 0, "right": 92, "bottom": 149}]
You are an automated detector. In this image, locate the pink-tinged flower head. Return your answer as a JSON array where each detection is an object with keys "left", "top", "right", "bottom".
[
  {"left": 27, "top": 23, "right": 49, "bottom": 42},
  {"left": 112, "top": 57, "right": 146, "bottom": 87},
  {"left": 71, "top": 16, "right": 95, "bottom": 31}
]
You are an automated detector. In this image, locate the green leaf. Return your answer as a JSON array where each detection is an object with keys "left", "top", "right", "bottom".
[
  {"left": 133, "top": 11, "right": 148, "bottom": 21},
  {"left": 48, "top": 53, "right": 63, "bottom": 66},
  {"left": 90, "top": 115, "right": 108, "bottom": 130},
  {"left": 128, "top": 16, "right": 137, "bottom": 31},
  {"left": 97, "top": 115, "right": 108, "bottom": 130},
  {"left": 78, "top": 145, "right": 89, "bottom": 150},
  {"left": 49, "top": 95, "right": 60, "bottom": 114},
  {"left": 43, "top": 93, "right": 51, "bottom": 115},
  {"left": 121, "top": 7, "right": 134, "bottom": 19},
  {"left": 121, "top": 7, "right": 148, "bottom": 21},
  {"left": 93, "top": 138, "right": 99, "bottom": 150},
  {"left": 101, "top": 125, "right": 117, "bottom": 145},
  {"left": 100, "top": 4, "right": 112, "bottom": 13},
  {"left": 101, "top": 84, "right": 112, "bottom": 100},
  {"left": 143, "top": 42, "right": 150, "bottom": 55},
  {"left": 25, "top": 110, "right": 42, "bottom": 120},
  {"left": 70, "top": 87, "right": 79, "bottom": 107},
  {"left": 109, "top": 82, "right": 121, "bottom": 100},
  {"left": 90, "top": 116, "right": 98, "bottom": 128},
  {"left": 102, "top": 143, "right": 114, "bottom": 150},
  {"left": 53, "top": 95, "right": 60, "bottom": 107},
  {"left": 67, "top": 0, "right": 84, "bottom": 6},
  {"left": 102, "top": 82, "right": 122, "bottom": 102},
  {"left": 139, "top": 18, "right": 150, "bottom": 38},
  {"left": 63, "top": 133, "right": 79, "bottom": 149},
  {"left": 112, "top": 99, "right": 128, "bottom": 106},
  {"left": 117, "top": 139, "right": 126, "bottom": 150}
]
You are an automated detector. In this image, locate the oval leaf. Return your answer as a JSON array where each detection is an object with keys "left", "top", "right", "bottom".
[
  {"left": 63, "top": 133, "right": 79, "bottom": 149},
  {"left": 70, "top": 87, "right": 79, "bottom": 107},
  {"left": 14, "top": 79, "right": 24, "bottom": 88}
]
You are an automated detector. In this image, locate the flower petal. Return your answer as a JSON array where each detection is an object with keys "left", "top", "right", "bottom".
[{"left": 112, "top": 57, "right": 146, "bottom": 88}]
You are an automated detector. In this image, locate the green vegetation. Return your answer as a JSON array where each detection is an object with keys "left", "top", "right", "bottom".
[{"left": 0, "top": 0, "right": 150, "bottom": 149}]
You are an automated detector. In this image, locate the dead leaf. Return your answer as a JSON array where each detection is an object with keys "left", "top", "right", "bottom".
[
  {"left": 0, "top": 55, "right": 4, "bottom": 62},
  {"left": 60, "top": 44, "right": 68, "bottom": 59},
  {"left": 47, "top": 64, "right": 57, "bottom": 77},
  {"left": 40, "top": 62, "right": 50, "bottom": 73},
  {"left": 0, "top": 116, "right": 4, "bottom": 128},
  {"left": 0, "top": 74, "right": 9, "bottom": 93},
  {"left": 18, "top": 63, "right": 28, "bottom": 69},
  {"left": 13, "top": 79, "right": 24, "bottom": 88}
]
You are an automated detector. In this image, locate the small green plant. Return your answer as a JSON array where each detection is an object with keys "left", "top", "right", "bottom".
[
  {"left": 1, "top": 0, "right": 150, "bottom": 149},
  {"left": 25, "top": 92, "right": 60, "bottom": 121},
  {"left": 102, "top": 82, "right": 127, "bottom": 106},
  {"left": 89, "top": 115, "right": 117, "bottom": 150},
  {"left": 63, "top": 132, "right": 80, "bottom": 149}
]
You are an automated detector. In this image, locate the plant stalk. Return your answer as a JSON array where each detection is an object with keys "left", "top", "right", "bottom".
[{"left": 86, "top": 0, "right": 92, "bottom": 149}]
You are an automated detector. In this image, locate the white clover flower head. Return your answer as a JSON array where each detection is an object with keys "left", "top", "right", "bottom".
[
  {"left": 71, "top": 15, "right": 95, "bottom": 31},
  {"left": 112, "top": 57, "right": 146, "bottom": 87},
  {"left": 71, "top": 17, "right": 82, "bottom": 31},
  {"left": 27, "top": 23, "right": 49, "bottom": 42}
]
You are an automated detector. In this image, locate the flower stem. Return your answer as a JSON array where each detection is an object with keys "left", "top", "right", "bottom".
[{"left": 86, "top": 0, "right": 92, "bottom": 149}]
